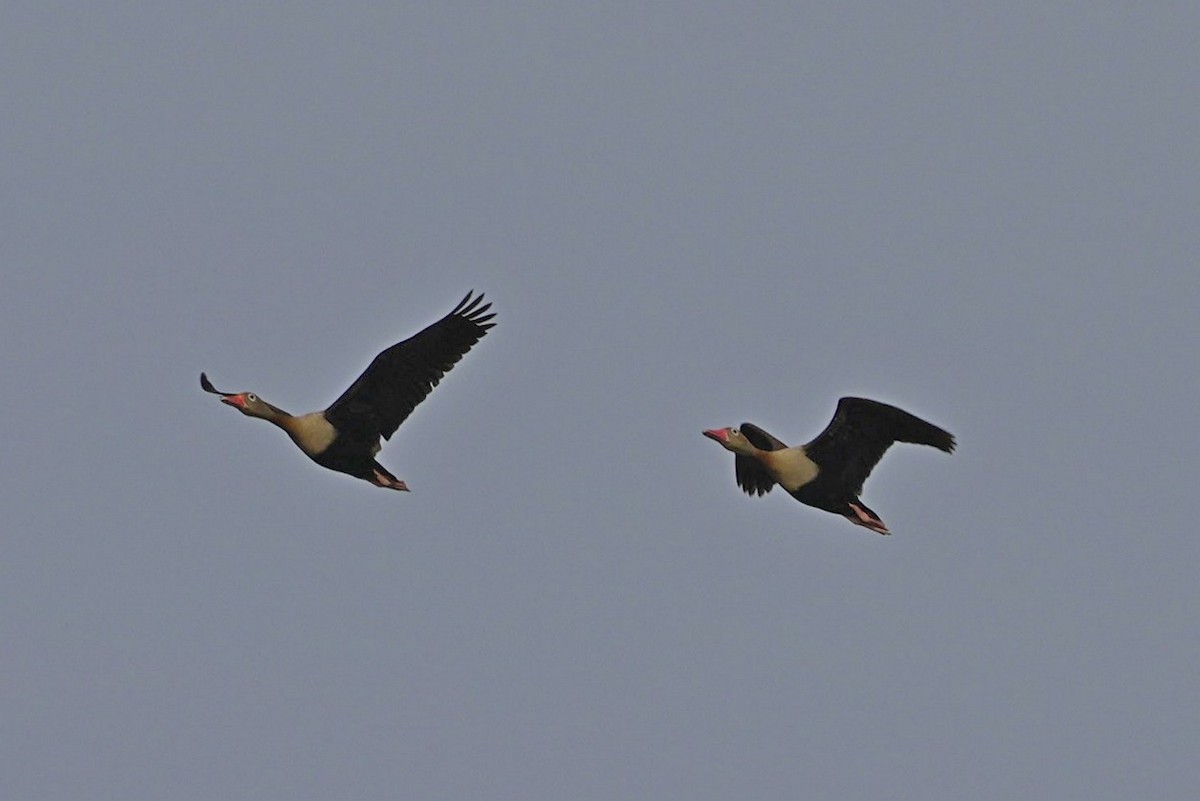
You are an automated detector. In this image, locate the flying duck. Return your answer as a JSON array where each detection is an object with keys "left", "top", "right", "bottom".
[
  {"left": 703, "top": 397, "right": 955, "bottom": 534},
  {"left": 201, "top": 291, "right": 495, "bottom": 490}
]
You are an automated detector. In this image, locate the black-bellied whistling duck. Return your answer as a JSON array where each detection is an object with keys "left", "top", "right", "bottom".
[
  {"left": 703, "top": 397, "right": 955, "bottom": 535},
  {"left": 201, "top": 291, "right": 495, "bottom": 490}
]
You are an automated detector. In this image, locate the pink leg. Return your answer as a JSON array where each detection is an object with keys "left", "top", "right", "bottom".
[
  {"left": 372, "top": 469, "right": 410, "bottom": 491},
  {"left": 846, "top": 503, "right": 890, "bottom": 535}
]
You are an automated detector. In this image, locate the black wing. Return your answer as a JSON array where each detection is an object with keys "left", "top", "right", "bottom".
[
  {"left": 734, "top": 422, "right": 788, "bottom": 497},
  {"left": 324, "top": 291, "right": 495, "bottom": 440},
  {"left": 200, "top": 373, "right": 224, "bottom": 395},
  {"left": 802, "top": 397, "right": 955, "bottom": 496}
]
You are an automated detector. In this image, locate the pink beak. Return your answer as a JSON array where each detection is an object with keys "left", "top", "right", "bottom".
[
  {"left": 702, "top": 428, "right": 729, "bottom": 443},
  {"left": 220, "top": 394, "right": 247, "bottom": 408}
]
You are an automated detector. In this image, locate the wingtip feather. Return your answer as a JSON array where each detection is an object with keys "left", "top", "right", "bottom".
[
  {"left": 450, "top": 290, "right": 475, "bottom": 316},
  {"left": 450, "top": 291, "right": 496, "bottom": 326}
]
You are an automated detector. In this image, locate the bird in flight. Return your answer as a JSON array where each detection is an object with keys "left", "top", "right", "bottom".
[
  {"left": 201, "top": 291, "right": 495, "bottom": 490},
  {"left": 704, "top": 397, "right": 955, "bottom": 534}
]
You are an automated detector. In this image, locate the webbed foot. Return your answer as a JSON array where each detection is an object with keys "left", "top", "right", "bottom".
[
  {"left": 371, "top": 469, "right": 409, "bottom": 491},
  {"left": 846, "top": 502, "right": 890, "bottom": 535}
]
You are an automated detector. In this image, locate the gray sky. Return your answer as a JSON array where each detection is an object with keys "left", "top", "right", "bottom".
[{"left": 4, "top": 3, "right": 1198, "bottom": 799}]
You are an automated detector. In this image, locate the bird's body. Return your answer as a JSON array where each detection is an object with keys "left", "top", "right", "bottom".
[
  {"left": 703, "top": 397, "right": 955, "bottom": 534},
  {"left": 202, "top": 291, "right": 495, "bottom": 490}
]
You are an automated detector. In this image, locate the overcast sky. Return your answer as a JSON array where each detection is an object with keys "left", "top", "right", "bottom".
[{"left": 3, "top": 3, "right": 1199, "bottom": 799}]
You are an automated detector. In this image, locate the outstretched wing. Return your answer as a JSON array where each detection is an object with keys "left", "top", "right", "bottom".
[
  {"left": 735, "top": 422, "right": 788, "bottom": 497},
  {"left": 200, "top": 373, "right": 224, "bottom": 395},
  {"left": 803, "top": 397, "right": 955, "bottom": 496},
  {"left": 324, "top": 291, "right": 496, "bottom": 440}
]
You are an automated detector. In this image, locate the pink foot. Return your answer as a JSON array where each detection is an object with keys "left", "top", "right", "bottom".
[
  {"left": 372, "top": 470, "right": 410, "bottom": 491},
  {"left": 846, "top": 503, "right": 890, "bottom": 535}
]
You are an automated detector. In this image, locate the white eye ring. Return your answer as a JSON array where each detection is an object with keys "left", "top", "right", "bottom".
[
  {"left": 731, "top": 427, "right": 740, "bottom": 435},
  {"left": 247, "top": 394, "right": 257, "bottom": 402}
]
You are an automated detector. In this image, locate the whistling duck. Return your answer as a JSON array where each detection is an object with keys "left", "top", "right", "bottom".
[
  {"left": 703, "top": 397, "right": 955, "bottom": 534},
  {"left": 201, "top": 291, "right": 495, "bottom": 490}
]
